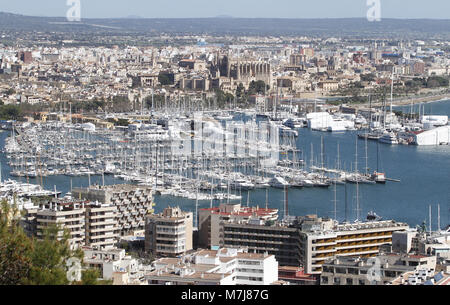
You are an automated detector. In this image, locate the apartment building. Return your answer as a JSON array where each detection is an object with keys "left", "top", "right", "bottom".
[
  {"left": 299, "top": 217, "right": 409, "bottom": 274},
  {"left": 198, "top": 203, "right": 278, "bottom": 248},
  {"left": 393, "top": 228, "right": 450, "bottom": 258},
  {"left": 146, "top": 247, "right": 278, "bottom": 285},
  {"left": 85, "top": 203, "right": 119, "bottom": 249},
  {"left": 34, "top": 201, "right": 86, "bottom": 250},
  {"left": 145, "top": 206, "right": 193, "bottom": 258},
  {"left": 320, "top": 254, "right": 437, "bottom": 285},
  {"left": 218, "top": 214, "right": 409, "bottom": 275},
  {"left": 221, "top": 220, "right": 300, "bottom": 267},
  {"left": 83, "top": 246, "right": 150, "bottom": 284},
  {"left": 72, "top": 184, "right": 154, "bottom": 237},
  {"left": 24, "top": 199, "right": 119, "bottom": 250}
]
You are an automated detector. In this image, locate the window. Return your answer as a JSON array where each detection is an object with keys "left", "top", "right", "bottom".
[
  {"left": 334, "top": 277, "right": 341, "bottom": 285},
  {"left": 346, "top": 278, "right": 353, "bottom": 285},
  {"left": 321, "top": 276, "right": 328, "bottom": 284},
  {"left": 358, "top": 279, "right": 365, "bottom": 285},
  {"left": 323, "top": 266, "right": 334, "bottom": 273}
]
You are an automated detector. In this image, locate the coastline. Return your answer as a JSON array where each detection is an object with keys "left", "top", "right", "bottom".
[{"left": 355, "top": 93, "right": 450, "bottom": 109}]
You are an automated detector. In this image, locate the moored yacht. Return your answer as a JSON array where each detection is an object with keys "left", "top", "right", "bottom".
[
  {"left": 379, "top": 132, "right": 399, "bottom": 145},
  {"left": 269, "top": 176, "right": 290, "bottom": 189}
]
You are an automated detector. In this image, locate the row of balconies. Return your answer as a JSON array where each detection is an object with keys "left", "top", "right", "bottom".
[
  {"left": 89, "top": 226, "right": 118, "bottom": 233},
  {"left": 89, "top": 213, "right": 116, "bottom": 220},
  {"left": 89, "top": 232, "right": 117, "bottom": 239},
  {"left": 312, "top": 252, "right": 335, "bottom": 259},
  {"left": 335, "top": 246, "right": 380, "bottom": 255},
  {"left": 223, "top": 230, "right": 295, "bottom": 239},
  {"left": 337, "top": 231, "right": 392, "bottom": 240},
  {"left": 336, "top": 239, "right": 390, "bottom": 248},
  {"left": 223, "top": 243, "right": 280, "bottom": 252},
  {"left": 313, "top": 238, "right": 337, "bottom": 244},
  {"left": 89, "top": 219, "right": 117, "bottom": 226},
  {"left": 223, "top": 235, "right": 295, "bottom": 245}
]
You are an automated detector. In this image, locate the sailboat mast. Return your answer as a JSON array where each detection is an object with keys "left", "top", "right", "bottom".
[{"left": 390, "top": 67, "right": 394, "bottom": 114}]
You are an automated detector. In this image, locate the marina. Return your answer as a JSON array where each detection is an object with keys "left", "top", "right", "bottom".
[{"left": 1, "top": 99, "right": 448, "bottom": 228}]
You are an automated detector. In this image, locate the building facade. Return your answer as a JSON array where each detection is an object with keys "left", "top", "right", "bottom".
[
  {"left": 72, "top": 184, "right": 154, "bottom": 236},
  {"left": 145, "top": 206, "right": 193, "bottom": 258}
]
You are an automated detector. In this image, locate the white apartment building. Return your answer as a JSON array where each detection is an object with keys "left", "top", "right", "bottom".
[
  {"left": 83, "top": 246, "right": 151, "bottom": 285},
  {"left": 146, "top": 247, "right": 278, "bottom": 285}
]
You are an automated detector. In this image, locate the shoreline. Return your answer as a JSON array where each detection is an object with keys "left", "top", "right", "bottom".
[{"left": 354, "top": 93, "right": 450, "bottom": 109}]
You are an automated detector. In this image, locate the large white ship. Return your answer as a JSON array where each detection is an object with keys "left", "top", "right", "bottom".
[{"left": 379, "top": 132, "right": 399, "bottom": 145}]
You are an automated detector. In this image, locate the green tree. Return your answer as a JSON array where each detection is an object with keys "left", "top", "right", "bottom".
[
  {"left": 78, "top": 269, "right": 107, "bottom": 285},
  {"left": 248, "top": 80, "right": 266, "bottom": 95},
  {"left": 0, "top": 104, "right": 22, "bottom": 120},
  {"left": 158, "top": 73, "right": 173, "bottom": 86},
  {"left": 4, "top": 88, "right": 15, "bottom": 96},
  {"left": 0, "top": 201, "right": 110, "bottom": 285},
  {"left": 23, "top": 225, "right": 81, "bottom": 285},
  {"left": 0, "top": 200, "right": 33, "bottom": 285}
]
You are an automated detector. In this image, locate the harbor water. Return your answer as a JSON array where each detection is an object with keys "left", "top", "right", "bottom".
[{"left": 1, "top": 99, "right": 449, "bottom": 229}]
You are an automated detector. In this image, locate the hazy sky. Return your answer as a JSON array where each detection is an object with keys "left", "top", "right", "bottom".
[{"left": 0, "top": 0, "right": 449, "bottom": 19}]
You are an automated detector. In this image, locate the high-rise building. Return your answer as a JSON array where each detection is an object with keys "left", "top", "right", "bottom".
[
  {"left": 217, "top": 214, "right": 409, "bottom": 275},
  {"left": 24, "top": 199, "right": 120, "bottom": 250},
  {"left": 198, "top": 203, "right": 278, "bottom": 249},
  {"left": 35, "top": 201, "right": 86, "bottom": 250},
  {"left": 85, "top": 203, "right": 120, "bottom": 249},
  {"left": 72, "top": 184, "right": 154, "bottom": 237},
  {"left": 145, "top": 206, "right": 193, "bottom": 258}
]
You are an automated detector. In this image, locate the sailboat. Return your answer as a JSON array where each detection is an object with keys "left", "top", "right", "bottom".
[{"left": 370, "top": 141, "right": 386, "bottom": 184}]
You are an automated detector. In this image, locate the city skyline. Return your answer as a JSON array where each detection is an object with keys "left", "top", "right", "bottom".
[{"left": 0, "top": 0, "right": 449, "bottom": 19}]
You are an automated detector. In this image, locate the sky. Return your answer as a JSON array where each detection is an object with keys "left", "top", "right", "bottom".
[{"left": 0, "top": 0, "right": 449, "bottom": 19}]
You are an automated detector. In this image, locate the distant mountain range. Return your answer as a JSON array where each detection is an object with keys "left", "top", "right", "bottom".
[{"left": 0, "top": 12, "right": 449, "bottom": 39}]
